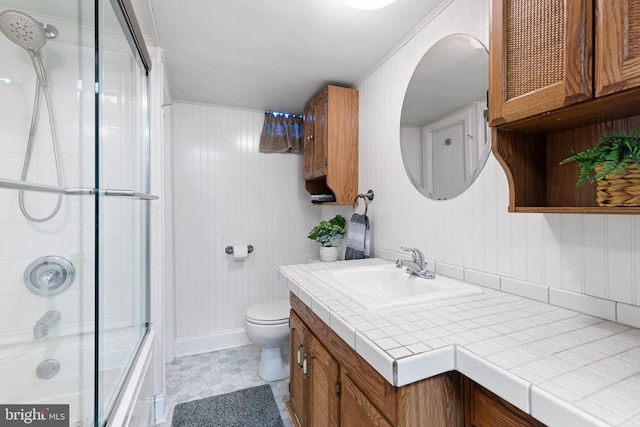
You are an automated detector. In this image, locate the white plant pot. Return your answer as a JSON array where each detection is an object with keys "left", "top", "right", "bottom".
[{"left": 319, "top": 246, "right": 338, "bottom": 262}]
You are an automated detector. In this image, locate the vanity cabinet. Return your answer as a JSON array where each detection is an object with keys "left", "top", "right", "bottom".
[
  {"left": 289, "top": 310, "right": 340, "bottom": 427},
  {"left": 489, "top": 0, "right": 640, "bottom": 213},
  {"left": 289, "top": 312, "right": 307, "bottom": 426},
  {"left": 289, "top": 293, "right": 554, "bottom": 426},
  {"left": 303, "top": 85, "right": 358, "bottom": 205},
  {"left": 287, "top": 292, "right": 465, "bottom": 427},
  {"left": 340, "top": 371, "right": 392, "bottom": 427},
  {"left": 463, "top": 379, "right": 545, "bottom": 427}
]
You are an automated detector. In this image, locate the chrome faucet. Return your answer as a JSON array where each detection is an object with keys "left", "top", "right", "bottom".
[
  {"left": 33, "top": 310, "right": 61, "bottom": 339},
  {"left": 396, "top": 247, "right": 435, "bottom": 279}
]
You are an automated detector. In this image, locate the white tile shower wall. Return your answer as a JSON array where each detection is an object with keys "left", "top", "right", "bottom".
[
  {"left": 0, "top": 11, "right": 95, "bottom": 344},
  {"left": 171, "top": 102, "right": 320, "bottom": 354},
  {"left": 0, "top": 9, "right": 142, "bottom": 344},
  {"left": 355, "top": 0, "right": 640, "bottom": 312}
]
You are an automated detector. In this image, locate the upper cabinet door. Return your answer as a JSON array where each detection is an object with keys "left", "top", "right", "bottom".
[
  {"left": 595, "top": 0, "right": 640, "bottom": 96},
  {"left": 312, "top": 92, "right": 327, "bottom": 179},
  {"left": 303, "top": 102, "right": 315, "bottom": 180},
  {"left": 303, "top": 89, "right": 328, "bottom": 180},
  {"left": 489, "top": 0, "right": 593, "bottom": 126}
]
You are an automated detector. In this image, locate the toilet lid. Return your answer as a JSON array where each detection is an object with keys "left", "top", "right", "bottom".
[{"left": 245, "top": 299, "right": 290, "bottom": 324}]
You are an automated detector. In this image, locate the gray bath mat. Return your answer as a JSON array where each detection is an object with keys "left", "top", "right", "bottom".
[{"left": 172, "top": 384, "right": 284, "bottom": 427}]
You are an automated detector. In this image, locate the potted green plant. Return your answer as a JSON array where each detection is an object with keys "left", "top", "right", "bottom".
[
  {"left": 560, "top": 130, "right": 640, "bottom": 206},
  {"left": 307, "top": 214, "right": 346, "bottom": 261}
]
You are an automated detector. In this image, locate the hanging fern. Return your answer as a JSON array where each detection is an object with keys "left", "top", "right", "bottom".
[{"left": 559, "top": 130, "right": 640, "bottom": 187}]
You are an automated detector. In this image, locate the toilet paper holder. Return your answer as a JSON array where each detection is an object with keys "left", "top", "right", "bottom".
[{"left": 225, "top": 245, "right": 254, "bottom": 255}]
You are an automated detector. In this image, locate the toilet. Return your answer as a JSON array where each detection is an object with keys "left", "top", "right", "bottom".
[{"left": 244, "top": 298, "right": 291, "bottom": 381}]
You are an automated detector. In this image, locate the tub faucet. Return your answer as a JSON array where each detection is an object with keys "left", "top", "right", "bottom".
[
  {"left": 33, "top": 310, "right": 61, "bottom": 339},
  {"left": 396, "top": 247, "right": 435, "bottom": 279}
]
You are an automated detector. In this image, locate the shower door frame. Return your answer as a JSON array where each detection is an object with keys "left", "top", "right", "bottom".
[{"left": 96, "top": 0, "right": 155, "bottom": 425}]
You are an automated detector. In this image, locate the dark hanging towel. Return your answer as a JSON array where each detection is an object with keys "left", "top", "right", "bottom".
[{"left": 344, "top": 213, "right": 370, "bottom": 260}]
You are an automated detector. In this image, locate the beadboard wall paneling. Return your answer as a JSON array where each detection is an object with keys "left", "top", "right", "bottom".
[
  {"left": 353, "top": 0, "right": 640, "bottom": 308},
  {"left": 171, "top": 102, "right": 319, "bottom": 346}
]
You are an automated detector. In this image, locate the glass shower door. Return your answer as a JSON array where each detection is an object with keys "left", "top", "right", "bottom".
[
  {"left": 0, "top": 0, "right": 97, "bottom": 425},
  {"left": 95, "top": 0, "right": 152, "bottom": 424},
  {"left": 0, "top": 0, "right": 152, "bottom": 424}
]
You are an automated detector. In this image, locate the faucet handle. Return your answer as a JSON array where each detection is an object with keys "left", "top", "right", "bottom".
[{"left": 400, "top": 247, "right": 425, "bottom": 266}]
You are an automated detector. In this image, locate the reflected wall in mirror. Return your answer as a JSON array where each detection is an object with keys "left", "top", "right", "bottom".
[{"left": 400, "top": 34, "right": 489, "bottom": 200}]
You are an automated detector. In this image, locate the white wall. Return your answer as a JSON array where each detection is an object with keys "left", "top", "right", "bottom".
[
  {"left": 171, "top": 102, "right": 320, "bottom": 356},
  {"left": 355, "top": 0, "right": 640, "bottom": 320}
]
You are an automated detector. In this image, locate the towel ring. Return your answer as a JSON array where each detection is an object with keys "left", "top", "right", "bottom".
[{"left": 352, "top": 189, "right": 374, "bottom": 215}]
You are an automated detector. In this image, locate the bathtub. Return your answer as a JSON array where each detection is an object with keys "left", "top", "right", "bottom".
[{"left": 0, "top": 327, "right": 145, "bottom": 426}]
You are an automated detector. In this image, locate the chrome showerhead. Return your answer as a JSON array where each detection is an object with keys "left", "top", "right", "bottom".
[
  {"left": 0, "top": 10, "right": 57, "bottom": 87},
  {"left": 0, "top": 10, "right": 55, "bottom": 51}
]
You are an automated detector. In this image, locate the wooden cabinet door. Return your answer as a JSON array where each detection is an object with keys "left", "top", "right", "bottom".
[
  {"left": 464, "top": 379, "right": 544, "bottom": 427},
  {"left": 289, "top": 312, "right": 307, "bottom": 427},
  {"left": 489, "top": 0, "right": 593, "bottom": 126},
  {"left": 340, "top": 372, "right": 392, "bottom": 427},
  {"left": 303, "top": 103, "right": 315, "bottom": 180},
  {"left": 307, "top": 333, "right": 339, "bottom": 427},
  {"left": 303, "top": 90, "right": 328, "bottom": 180},
  {"left": 311, "top": 91, "right": 327, "bottom": 179},
  {"left": 595, "top": 0, "right": 640, "bottom": 96}
]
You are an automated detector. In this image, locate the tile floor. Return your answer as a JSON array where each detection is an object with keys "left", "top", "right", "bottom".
[{"left": 163, "top": 345, "right": 293, "bottom": 426}]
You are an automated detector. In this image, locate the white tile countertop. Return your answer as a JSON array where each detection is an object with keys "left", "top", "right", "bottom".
[{"left": 276, "top": 257, "right": 640, "bottom": 427}]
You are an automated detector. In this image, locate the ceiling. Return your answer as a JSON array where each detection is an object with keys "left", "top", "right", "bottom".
[{"left": 148, "top": 0, "right": 445, "bottom": 114}]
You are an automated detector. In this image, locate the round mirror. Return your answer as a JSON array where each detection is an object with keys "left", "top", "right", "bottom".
[{"left": 400, "top": 34, "right": 489, "bottom": 200}]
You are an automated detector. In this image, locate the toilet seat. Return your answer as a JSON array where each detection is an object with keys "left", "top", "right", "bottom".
[{"left": 245, "top": 298, "right": 290, "bottom": 325}]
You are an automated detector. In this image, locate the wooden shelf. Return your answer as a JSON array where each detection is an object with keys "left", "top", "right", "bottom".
[
  {"left": 512, "top": 207, "right": 640, "bottom": 215},
  {"left": 489, "top": 0, "right": 640, "bottom": 214},
  {"left": 493, "top": 115, "right": 640, "bottom": 213}
]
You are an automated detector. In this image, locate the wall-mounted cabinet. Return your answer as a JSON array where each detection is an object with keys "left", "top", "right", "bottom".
[
  {"left": 303, "top": 85, "right": 358, "bottom": 205},
  {"left": 490, "top": 0, "right": 640, "bottom": 213}
]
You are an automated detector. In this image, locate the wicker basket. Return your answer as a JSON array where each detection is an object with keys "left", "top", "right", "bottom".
[{"left": 596, "top": 164, "right": 640, "bottom": 207}]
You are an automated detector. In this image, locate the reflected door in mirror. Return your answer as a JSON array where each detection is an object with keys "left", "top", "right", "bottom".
[{"left": 400, "top": 34, "right": 490, "bottom": 200}]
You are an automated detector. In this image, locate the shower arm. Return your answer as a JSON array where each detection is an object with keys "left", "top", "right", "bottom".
[{"left": 0, "top": 177, "right": 159, "bottom": 200}]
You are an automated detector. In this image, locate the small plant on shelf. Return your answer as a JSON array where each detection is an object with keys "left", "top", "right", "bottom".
[
  {"left": 559, "top": 130, "right": 640, "bottom": 187},
  {"left": 307, "top": 214, "right": 346, "bottom": 247}
]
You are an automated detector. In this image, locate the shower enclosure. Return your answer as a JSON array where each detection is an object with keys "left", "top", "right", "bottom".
[{"left": 0, "top": 0, "right": 154, "bottom": 425}]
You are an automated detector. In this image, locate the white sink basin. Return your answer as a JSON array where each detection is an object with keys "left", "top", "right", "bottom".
[{"left": 312, "top": 264, "right": 483, "bottom": 311}]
